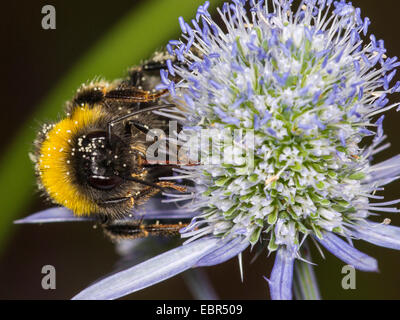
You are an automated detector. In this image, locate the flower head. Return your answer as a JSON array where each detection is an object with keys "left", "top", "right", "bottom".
[{"left": 157, "top": 0, "right": 400, "bottom": 299}]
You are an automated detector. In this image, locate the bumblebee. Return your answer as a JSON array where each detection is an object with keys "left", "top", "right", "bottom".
[{"left": 32, "top": 53, "right": 186, "bottom": 240}]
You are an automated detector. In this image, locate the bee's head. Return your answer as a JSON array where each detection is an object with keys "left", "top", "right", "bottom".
[
  {"left": 74, "top": 131, "right": 128, "bottom": 191},
  {"left": 33, "top": 105, "right": 145, "bottom": 217}
]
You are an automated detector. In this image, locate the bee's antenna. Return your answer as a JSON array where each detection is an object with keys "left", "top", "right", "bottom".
[{"left": 122, "top": 176, "right": 186, "bottom": 194}]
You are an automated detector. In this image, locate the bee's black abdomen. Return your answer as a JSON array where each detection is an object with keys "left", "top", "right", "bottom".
[{"left": 102, "top": 221, "right": 187, "bottom": 241}]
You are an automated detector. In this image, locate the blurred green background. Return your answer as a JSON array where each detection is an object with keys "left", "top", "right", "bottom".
[{"left": 0, "top": 0, "right": 400, "bottom": 300}]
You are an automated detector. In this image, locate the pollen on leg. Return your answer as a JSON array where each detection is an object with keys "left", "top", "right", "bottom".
[
  {"left": 156, "top": 182, "right": 187, "bottom": 193},
  {"left": 126, "top": 194, "right": 135, "bottom": 207}
]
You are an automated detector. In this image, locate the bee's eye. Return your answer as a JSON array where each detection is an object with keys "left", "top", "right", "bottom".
[{"left": 88, "top": 175, "right": 122, "bottom": 191}]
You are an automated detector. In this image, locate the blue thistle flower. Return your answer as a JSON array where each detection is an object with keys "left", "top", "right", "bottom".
[
  {"left": 19, "top": 0, "right": 400, "bottom": 300},
  {"left": 156, "top": 0, "right": 400, "bottom": 299}
]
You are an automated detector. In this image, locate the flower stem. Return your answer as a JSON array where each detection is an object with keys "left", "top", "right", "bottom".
[
  {"left": 183, "top": 268, "right": 219, "bottom": 300},
  {"left": 293, "top": 245, "right": 321, "bottom": 300}
]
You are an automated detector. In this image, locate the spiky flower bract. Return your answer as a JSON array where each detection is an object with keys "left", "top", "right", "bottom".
[{"left": 155, "top": 0, "right": 400, "bottom": 299}]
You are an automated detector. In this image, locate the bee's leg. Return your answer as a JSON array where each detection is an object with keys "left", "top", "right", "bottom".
[
  {"left": 99, "top": 181, "right": 185, "bottom": 214},
  {"left": 127, "top": 58, "right": 184, "bottom": 87},
  {"left": 143, "top": 61, "right": 169, "bottom": 72},
  {"left": 133, "top": 182, "right": 187, "bottom": 206},
  {"left": 156, "top": 182, "right": 187, "bottom": 193},
  {"left": 102, "top": 220, "right": 188, "bottom": 241},
  {"left": 102, "top": 221, "right": 145, "bottom": 241},
  {"left": 104, "top": 88, "right": 169, "bottom": 102},
  {"left": 142, "top": 59, "right": 185, "bottom": 72},
  {"left": 127, "top": 62, "right": 167, "bottom": 89},
  {"left": 128, "top": 61, "right": 168, "bottom": 85},
  {"left": 128, "top": 66, "right": 144, "bottom": 87}
]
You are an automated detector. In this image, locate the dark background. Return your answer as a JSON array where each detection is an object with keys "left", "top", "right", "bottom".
[{"left": 1, "top": 0, "right": 400, "bottom": 300}]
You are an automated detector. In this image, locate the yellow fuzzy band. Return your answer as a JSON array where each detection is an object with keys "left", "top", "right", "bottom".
[{"left": 38, "top": 105, "right": 106, "bottom": 216}]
